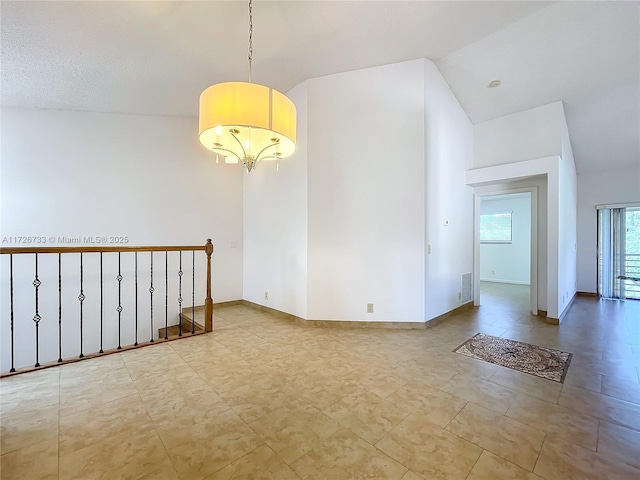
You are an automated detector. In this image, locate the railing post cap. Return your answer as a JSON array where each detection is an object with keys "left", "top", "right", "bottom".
[{"left": 205, "top": 239, "right": 214, "bottom": 255}]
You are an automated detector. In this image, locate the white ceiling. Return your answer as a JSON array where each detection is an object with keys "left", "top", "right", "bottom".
[{"left": 1, "top": 1, "right": 638, "bottom": 174}]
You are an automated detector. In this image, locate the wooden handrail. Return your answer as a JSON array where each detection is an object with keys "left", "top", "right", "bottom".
[{"left": 0, "top": 245, "right": 207, "bottom": 255}]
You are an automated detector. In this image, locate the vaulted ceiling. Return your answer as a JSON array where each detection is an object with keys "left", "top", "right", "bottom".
[{"left": 2, "top": 1, "right": 638, "bottom": 174}]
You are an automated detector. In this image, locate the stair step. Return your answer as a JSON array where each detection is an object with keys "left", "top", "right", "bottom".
[
  {"left": 157, "top": 305, "right": 205, "bottom": 338},
  {"left": 158, "top": 323, "right": 202, "bottom": 338},
  {"left": 180, "top": 305, "right": 206, "bottom": 329}
]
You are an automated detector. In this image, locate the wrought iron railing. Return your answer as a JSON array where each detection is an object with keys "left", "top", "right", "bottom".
[
  {"left": 0, "top": 240, "right": 214, "bottom": 376},
  {"left": 622, "top": 253, "right": 640, "bottom": 299}
]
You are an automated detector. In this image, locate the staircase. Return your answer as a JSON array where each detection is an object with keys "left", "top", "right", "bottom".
[{"left": 158, "top": 306, "right": 205, "bottom": 338}]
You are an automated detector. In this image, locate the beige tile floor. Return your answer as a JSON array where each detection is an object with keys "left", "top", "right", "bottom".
[{"left": 1, "top": 283, "right": 640, "bottom": 479}]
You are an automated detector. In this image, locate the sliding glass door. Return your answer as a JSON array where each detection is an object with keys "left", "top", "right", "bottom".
[{"left": 598, "top": 205, "right": 640, "bottom": 300}]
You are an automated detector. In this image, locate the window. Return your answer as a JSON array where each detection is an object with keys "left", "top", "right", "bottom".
[{"left": 480, "top": 212, "right": 512, "bottom": 243}]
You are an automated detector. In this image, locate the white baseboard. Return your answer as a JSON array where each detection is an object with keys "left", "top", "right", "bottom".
[{"left": 480, "top": 279, "right": 530, "bottom": 286}]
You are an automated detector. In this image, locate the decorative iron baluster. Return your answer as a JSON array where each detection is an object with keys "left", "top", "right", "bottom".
[
  {"left": 33, "top": 254, "right": 42, "bottom": 367},
  {"left": 116, "top": 252, "right": 123, "bottom": 349},
  {"left": 178, "top": 251, "right": 183, "bottom": 336},
  {"left": 134, "top": 252, "right": 138, "bottom": 346},
  {"left": 164, "top": 251, "right": 168, "bottom": 339},
  {"left": 149, "top": 252, "right": 154, "bottom": 342},
  {"left": 192, "top": 250, "right": 195, "bottom": 334},
  {"left": 58, "top": 253, "right": 62, "bottom": 362},
  {"left": 99, "top": 252, "right": 104, "bottom": 353},
  {"left": 9, "top": 254, "right": 15, "bottom": 372},
  {"left": 78, "top": 252, "right": 85, "bottom": 358}
]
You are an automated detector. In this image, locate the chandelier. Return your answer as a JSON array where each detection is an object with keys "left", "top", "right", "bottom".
[{"left": 198, "top": 0, "right": 297, "bottom": 172}]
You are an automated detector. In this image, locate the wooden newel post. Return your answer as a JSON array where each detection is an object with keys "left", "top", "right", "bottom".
[{"left": 204, "top": 239, "right": 214, "bottom": 332}]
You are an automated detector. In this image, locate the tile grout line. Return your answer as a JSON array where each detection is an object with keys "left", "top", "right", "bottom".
[
  {"left": 442, "top": 401, "right": 468, "bottom": 431},
  {"left": 531, "top": 432, "right": 547, "bottom": 475},
  {"left": 463, "top": 448, "right": 485, "bottom": 480}
]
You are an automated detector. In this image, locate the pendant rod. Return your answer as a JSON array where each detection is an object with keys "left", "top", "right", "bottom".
[{"left": 248, "top": 0, "right": 253, "bottom": 83}]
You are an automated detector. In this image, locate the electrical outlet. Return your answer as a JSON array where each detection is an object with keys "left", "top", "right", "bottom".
[
  {"left": 458, "top": 292, "right": 461, "bottom": 300},
  {"left": 427, "top": 244, "right": 431, "bottom": 254},
  {"left": 264, "top": 291, "right": 269, "bottom": 300},
  {"left": 367, "top": 303, "right": 374, "bottom": 313}
]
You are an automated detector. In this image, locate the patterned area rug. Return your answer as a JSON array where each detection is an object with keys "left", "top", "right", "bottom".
[{"left": 453, "top": 333, "right": 573, "bottom": 383}]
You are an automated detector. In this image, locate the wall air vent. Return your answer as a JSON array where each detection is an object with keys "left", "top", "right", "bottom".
[{"left": 461, "top": 273, "right": 472, "bottom": 302}]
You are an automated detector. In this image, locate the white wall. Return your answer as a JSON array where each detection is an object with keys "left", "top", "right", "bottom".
[
  {"left": 0, "top": 107, "right": 243, "bottom": 371},
  {"left": 480, "top": 194, "right": 531, "bottom": 284},
  {"left": 423, "top": 61, "right": 474, "bottom": 320},
  {"left": 243, "top": 59, "right": 473, "bottom": 323},
  {"left": 242, "top": 83, "right": 308, "bottom": 319},
  {"left": 576, "top": 165, "right": 640, "bottom": 293},
  {"left": 473, "top": 102, "right": 565, "bottom": 169},
  {"left": 306, "top": 60, "right": 426, "bottom": 322},
  {"left": 557, "top": 117, "right": 578, "bottom": 315}
]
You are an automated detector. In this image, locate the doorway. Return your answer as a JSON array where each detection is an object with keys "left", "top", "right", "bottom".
[
  {"left": 473, "top": 188, "right": 538, "bottom": 315},
  {"left": 598, "top": 204, "right": 640, "bottom": 300}
]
